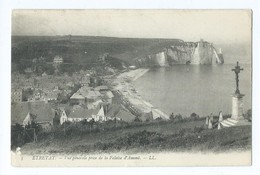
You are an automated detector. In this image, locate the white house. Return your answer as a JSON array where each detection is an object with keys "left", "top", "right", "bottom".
[
  {"left": 93, "top": 106, "right": 106, "bottom": 122},
  {"left": 59, "top": 110, "right": 68, "bottom": 125},
  {"left": 53, "top": 56, "right": 63, "bottom": 64}
]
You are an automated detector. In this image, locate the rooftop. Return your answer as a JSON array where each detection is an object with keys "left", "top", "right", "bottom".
[
  {"left": 11, "top": 101, "right": 55, "bottom": 125},
  {"left": 70, "top": 93, "right": 85, "bottom": 100},
  {"left": 68, "top": 107, "right": 99, "bottom": 119}
]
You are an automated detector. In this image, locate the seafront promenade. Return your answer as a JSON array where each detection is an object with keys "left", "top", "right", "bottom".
[{"left": 112, "top": 69, "right": 169, "bottom": 120}]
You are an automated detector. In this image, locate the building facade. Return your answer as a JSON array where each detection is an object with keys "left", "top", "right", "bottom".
[{"left": 11, "top": 89, "right": 23, "bottom": 102}]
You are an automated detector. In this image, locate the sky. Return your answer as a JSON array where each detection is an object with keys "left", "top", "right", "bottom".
[{"left": 12, "top": 10, "right": 251, "bottom": 44}]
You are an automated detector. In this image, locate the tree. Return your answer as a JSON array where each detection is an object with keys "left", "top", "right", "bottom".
[
  {"left": 31, "top": 121, "right": 41, "bottom": 134},
  {"left": 22, "top": 88, "right": 33, "bottom": 101},
  {"left": 44, "top": 64, "right": 55, "bottom": 75},
  {"left": 169, "top": 112, "right": 175, "bottom": 120},
  {"left": 174, "top": 114, "right": 183, "bottom": 122},
  {"left": 53, "top": 110, "right": 61, "bottom": 126},
  {"left": 244, "top": 109, "right": 252, "bottom": 121},
  {"left": 57, "top": 92, "right": 70, "bottom": 104},
  {"left": 11, "top": 124, "right": 25, "bottom": 149},
  {"left": 25, "top": 121, "right": 41, "bottom": 134},
  {"left": 89, "top": 118, "right": 95, "bottom": 130},
  {"left": 190, "top": 112, "right": 199, "bottom": 119}
]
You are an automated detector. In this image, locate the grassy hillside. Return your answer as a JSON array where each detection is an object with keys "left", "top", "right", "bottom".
[
  {"left": 12, "top": 35, "right": 182, "bottom": 65},
  {"left": 20, "top": 119, "right": 251, "bottom": 155}
]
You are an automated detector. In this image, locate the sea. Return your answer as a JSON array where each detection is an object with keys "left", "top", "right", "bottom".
[{"left": 133, "top": 63, "right": 252, "bottom": 117}]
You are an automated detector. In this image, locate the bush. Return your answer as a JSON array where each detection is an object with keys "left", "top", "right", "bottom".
[{"left": 190, "top": 112, "right": 199, "bottom": 119}]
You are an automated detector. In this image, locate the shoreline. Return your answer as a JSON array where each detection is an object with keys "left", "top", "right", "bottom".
[{"left": 112, "top": 68, "right": 169, "bottom": 120}]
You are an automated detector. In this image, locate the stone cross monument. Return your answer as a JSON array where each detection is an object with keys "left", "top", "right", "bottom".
[
  {"left": 232, "top": 61, "right": 244, "bottom": 94},
  {"left": 231, "top": 61, "right": 245, "bottom": 120}
]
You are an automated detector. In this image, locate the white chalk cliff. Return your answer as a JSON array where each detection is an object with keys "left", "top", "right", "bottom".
[
  {"left": 152, "top": 52, "right": 169, "bottom": 66},
  {"left": 134, "top": 39, "right": 224, "bottom": 67},
  {"left": 191, "top": 40, "right": 214, "bottom": 64}
]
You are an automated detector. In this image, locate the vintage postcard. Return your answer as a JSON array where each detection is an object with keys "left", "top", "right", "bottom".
[{"left": 11, "top": 10, "right": 252, "bottom": 166}]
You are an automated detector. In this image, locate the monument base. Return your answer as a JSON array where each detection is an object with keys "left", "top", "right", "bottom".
[
  {"left": 231, "top": 93, "right": 245, "bottom": 120},
  {"left": 219, "top": 118, "right": 251, "bottom": 128},
  {"left": 219, "top": 93, "right": 251, "bottom": 129}
]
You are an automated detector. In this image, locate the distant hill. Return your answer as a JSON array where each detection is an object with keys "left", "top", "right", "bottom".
[{"left": 12, "top": 35, "right": 183, "bottom": 65}]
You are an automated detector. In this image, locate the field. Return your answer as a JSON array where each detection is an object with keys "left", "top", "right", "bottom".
[{"left": 20, "top": 119, "right": 251, "bottom": 155}]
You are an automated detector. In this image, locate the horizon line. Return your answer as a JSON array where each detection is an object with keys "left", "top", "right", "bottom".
[
  {"left": 11, "top": 35, "right": 251, "bottom": 45},
  {"left": 11, "top": 34, "right": 186, "bottom": 40}
]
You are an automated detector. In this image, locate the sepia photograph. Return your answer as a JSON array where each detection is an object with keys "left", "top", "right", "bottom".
[{"left": 10, "top": 9, "right": 252, "bottom": 166}]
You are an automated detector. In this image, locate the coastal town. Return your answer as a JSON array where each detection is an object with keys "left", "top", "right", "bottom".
[
  {"left": 12, "top": 57, "right": 127, "bottom": 125},
  {"left": 11, "top": 35, "right": 252, "bottom": 155},
  {"left": 11, "top": 38, "right": 224, "bottom": 131},
  {"left": 7, "top": 9, "right": 253, "bottom": 169},
  {"left": 11, "top": 49, "right": 175, "bottom": 134}
]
